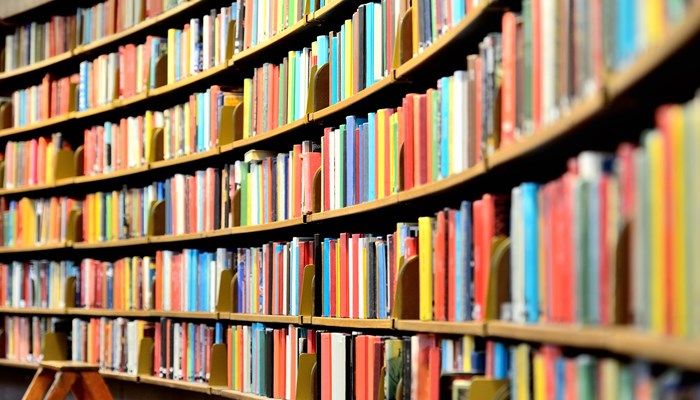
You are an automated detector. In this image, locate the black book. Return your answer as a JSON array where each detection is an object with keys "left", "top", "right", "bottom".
[
  {"left": 358, "top": 5, "right": 366, "bottom": 90},
  {"left": 402, "top": 336, "right": 412, "bottom": 400},
  {"left": 367, "top": 237, "right": 377, "bottom": 318},
  {"left": 214, "top": 168, "right": 222, "bottom": 230},
  {"left": 313, "top": 234, "right": 322, "bottom": 316}
]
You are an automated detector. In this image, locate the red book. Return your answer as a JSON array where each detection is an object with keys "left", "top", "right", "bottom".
[
  {"left": 339, "top": 233, "right": 349, "bottom": 318},
  {"left": 293, "top": 144, "right": 302, "bottom": 217},
  {"left": 273, "top": 330, "right": 281, "bottom": 397},
  {"left": 434, "top": 210, "right": 447, "bottom": 321},
  {"left": 366, "top": 336, "right": 378, "bottom": 400},
  {"left": 485, "top": 340, "right": 494, "bottom": 377},
  {"left": 425, "top": 89, "right": 434, "bottom": 182},
  {"left": 501, "top": 12, "right": 518, "bottom": 147},
  {"left": 172, "top": 254, "right": 182, "bottom": 311},
  {"left": 429, "top": 347, "right": 440, "bottom": 400},
  {"left": 561, "top": 166, "right": 577, "bottom": 323},
  {"left": 415, "top": 94, "right": 428, "bottom": 185},
  {"left": 656, "top": 106, "right": 674, "bottom": 335},
  {"left": 355, "top": 336, "right": 366, "bottom": 400},
  {"left": 403, "top": 95, "right": 415, "bottom": 190},
  {"left": 302, "top": 152, "right": 321, "bottom": 214},
  {"left": 447, "top": 209, "right": 457, "bottom": 321},
  {"left": 321, "top": 333, "right": 332, "bottom": 399},
  {"left": 352, "top": 234, "right": 362, "bottom": 318},
  {"left": 406, "top": 237, "right": 418, "bottom": 258},
  {"left": 330, "top": 239, "right": 337, "bottom": 317},
  {"left": 416, "top": 335, "right": 434, "bottom": 399}
]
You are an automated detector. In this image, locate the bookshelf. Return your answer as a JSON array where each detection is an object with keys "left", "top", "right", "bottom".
[{"left": 0, "top": 0, "right": 698, "bottom": 398}]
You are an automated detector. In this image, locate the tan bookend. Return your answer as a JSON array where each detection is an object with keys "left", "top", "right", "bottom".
[
  {"left": 393, "top": 8, "right": 414, "bottom": 70},
  {"left": 231, "top": 188, "right": 242, "bottom": 227},
  {"left": 208, "top": 343, "right": 228, "bottom": 387},
  {"left": 299, "top": 264, "right": 316, "bottom": 317},
  {"left": 468, "top": 378, "right": 509, "bottom": 400},
  {"left": 53, "top": 148, "right": 77, "bottom": 182},
  {"left": 154, "top": 55, "right": 168, "bottom": 89},
  {"left": 147, "top": 200, "right": 165, "bottom": 236},
  {"left": 484, "top": 237, "right": 510, "bottom": 321},
  {"left": 225, "top": 20, "right": 236, "bottom": 61},
  {"left": 73, "top": 145, "right": 84, "bottom": 177},
  {"left": 64, "top": 276, "right": 77, "bottom": 308},
  {"left": 69, "top": 81, "right": 78, "bottom": 113},
  {"left": 0, "top": 102, "right": 11, "bottom": 130},
  {"left": 148, "top": 128, "right": 165, "bottom": 163},
  {"left": 392, "top": 256, "right": 419, "bottom": 320},
  {"left": 307, "top": 63, "right": 329, "bottom": 114},
  {"left": 136, "top": 337, "right": 154, "bottom": 376},
  {"left": 377, "top": 365, "right": 387, "bottom": 400},
  {"left": 613, "top": 220, "right": 632, "bottom": 324},
  {"left": 230, "top": 271, "right": 239, "bottom": 313},
  {"left": 215, "top": 269, "right": 235, "bottom": 313},
  {"left": 42, "top": 332, "right": 68, "bottom": 361},
  {"left": 295, "top": 353, "right": 317, "bottom": 400},
  {"left": 312, "top": 166, "right": 322, "bottom": 214},
  {"left": 67, "top": 209, "right": 83, "bottom": 245},
  {"left": 218, "top": 104, "right": 243, "bottom": 146}
]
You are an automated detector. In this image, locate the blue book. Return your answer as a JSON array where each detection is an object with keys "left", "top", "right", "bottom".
[
  {"left": 188, "top": 323, "right": 195, "bottom": 379},
  {"left": 346, "top": 117, "right": 356, "bottom": 206},
  {"left": 331, "top": 36, "right": 339, "bottom": 104},
  {"left": 323, "top": 238, "right": 331, "bottom": 316},
  {"left": 522, "top": 183, "right": 540, "bottom": 323},
  {"left": 440, "top": 77, "right": 450, "bottom": 178},
  {"left": 197, "top": 93, "right": 205, "bottom": 152},
  {"left": 251, "top": 1, "right": 258, "bottom": 47},
  {"left": 368, "top": 113, "right": 376, "bottom": 201},
  {"left": 460, "top": 200, "right": 473, "bottom": 321},
  {"left": 617, "top": 0, "right": 636, "bottom": 68},
  {"left": 157, "top": 181, "right": 164, "bottom": 201},
  {"left": 377, "top": 240, "right": 387, "bottom": 317},
  {"left": 106, "top": 264, "right": 114, "bottom": 309},
  {"left": 493, "top": 342, "right": 509, "bottom": 379},
  {"left": 587, "top": 177, "right": 600, "bottom": 325},
  {"left": 359, "top": 122, "right": 366, "bottom": 203},
  {"left": 366, "top": 5, "right": 374, "bottom": 86},
  {"left": 215, "top": 323, "right": 223, "bottom": 344},
  {"left": 79, "top": 62, "right": 88, "bottom": 111},
  {"left": 317, "top": 35, "right": 329, "bottom": 66}
]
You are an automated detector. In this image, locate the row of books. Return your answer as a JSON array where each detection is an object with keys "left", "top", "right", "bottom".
[
  {"left": 78, "top": 258, "right": 152, "bottom": 311},
  {"left": 165, "top": 4, "right": 238, "bottom": 84},
  {"left": 506, "top": 92, "right": 700, "bottom": 338},
  {"left": 3, "top": 16, "right": 77, "bottom": 72},
  {"left": 3, "top": 133, "right": 68, "bottom": 189},
  {"left": 71, "top": 317, "right": 149, "bottom": 374},
  {"left": 0, "top": 261, "right": 73, "bottom": 310},
  {"left": 230, "top": 0, "right": 307, "bottom": 55},
  {"left": 153, "top": 318, "right": 217, "bottom": 382},
  {"left": 11, "top": 74, "right": 77, "bottom": 128},
  {"left": 1, "top": 197, "right": 78, "bottom": 248},
  {"left": 82, "top": 183, "right": 158, "bottom": 243},
  {"left": 1, "top": 316, "right": 57, "bottom": 363},
  {"left": 237, "top": 144, "right": 320, "bottom": 226}
]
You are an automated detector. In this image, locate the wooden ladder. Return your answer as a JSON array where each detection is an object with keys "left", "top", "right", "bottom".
[{"left": 21, "top": 361, "right": 113, "bottom": 400}]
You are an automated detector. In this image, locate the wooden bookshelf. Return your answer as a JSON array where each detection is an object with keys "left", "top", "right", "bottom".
[
  {"left": 149, "top": 148, "right": 220, "bottom": 171},
  {"left": 0, "top": 51, "right": 73, "bottom": 82},
  {"left": 305, "top": 194, "right": 399, "bottom": 223},
  {"left": 99, "top": 369, "right": 139, "bottom": 382},
  {"left": 0, "top": 113, "right": 73, "bottom": 139},
  {"left": 311, "top": 317, "right": 394, "bottom": 330},
  {"left": 227, "top": 313, "right": 302, "bottom": 325},
  {"left": 151, "top": 311, "right": 219, "bottom": 320},
  {"left": 220, "top": 117, "right": 310, "bottom": 155},
  {"left": 149, "top": 231, "right": 210, "bottom": 244},
  {"left": 73, "top": 102, "right": 117, "bottom": 119},
  {"left": 486, "top": 321, "right": 612, "bottom": 350},
  {"left": 394, "top": 320, "right": 485, "bottom": 336},
  {"left": 211, "top": 388, "right": 274, "bottom": 400},
  {"left": 0, "top": 359, "right": 38, "bottom": 370},
  {"left": 0, "top": 242, "right": 67, "bottom": 254},
  {"left": 66, "top": 308, "right": 151, "bottom": 318},
  {"left": 73, "top": 165, "right": 150, "bottom": 185},
  {"left": 139, "top": 375, "right": 212, "bottom": 394},
  {"left": 230, "top": 17, "right": 311, "bottom": 64},
  {"left": 0, "top": 307, "right": 65, "bottom": 315},
  {"left": 73, "top": 237, "right": 149, "bottom": 250}
]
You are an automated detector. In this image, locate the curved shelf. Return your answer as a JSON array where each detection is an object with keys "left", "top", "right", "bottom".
[
  {"left": 0, "top": 52, "right": 73, "bottom": 82},
  {"left": 66, "top": 308, "right": 151, "bottom": 318},
  {"left": 73, "top": 238, "right": 149, "bottom": 250},
  {"left": 0, "top": 359, "right": 39, "bottom": 370},
  {"left": 139, "top": 375, "right": 211, "bottom": 394},
  {"left": 226, "top": 313, "right": 302, "bottom": 325},
  {"left": 394, "top": 320, "right": 485, "bottom": 335},
  {"left": 0, "top": 307, "right": 65, "bottom": 315},
  {"left": 211, "top": 388, "right": 273, "bottom": 400},
  {"left": 152, "top": 311, "right": 219, "bottom": 320},
  {"left": 0, "top": 242, "right": 68, "bottom": 254},
  {"left": 310, "top": 317, "right": 393, "bottom": 330},
  {"left": 99, "top": 370, "right": 139, "bottom": 382},
  {"left": 220, "top": 117, "right": 309, "bottom": 155},
  {"left": 0, "top": 114, "right": 73, "bottom": 139}
]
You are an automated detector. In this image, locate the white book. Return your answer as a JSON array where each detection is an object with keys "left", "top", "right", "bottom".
[
  {"left": 331, "top": 333, "right": 346, "bottom": 400},
  {"left": 243, "top": 326, "right": 251, "bottom": 392},
  {"left": 283, "top": 244, "right": 289, "bottom": 314},
  {"left": 510, "top": 186, "right": 525, "bottom": 323},
  {"left": 453, "top": 71, "right": 468, "bottom": 173},
  {"left": 374, "top": 4, "right": 383, "bottom": 80},
  {"left": 203, "top": 16, "right": 211, "bottom": 70},
  {"left": 542, "top": 0, "right": 555, "bottom": 125},
  {"left": 291, "top": 238, "right": 299, "bottom": 315},
  {"left": 349, "top": 235, "right": 354, "bottom": 318},
  {"left": 358, "top": 237, "right": 366, "bottom": 318},
  {"left": 285, "top": 327, "right": 292, "bottom": 399}
]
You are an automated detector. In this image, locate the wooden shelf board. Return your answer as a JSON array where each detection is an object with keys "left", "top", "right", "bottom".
[
  {"left": 231, "top": 217, "right": 305, "bottom": 235},
  {"left": 100, "top": 369, "right": 139, "bottom": 382},
  {"left": 395, "top": 0, "right": 494, "bottom": 79},
  {"left": 74, "top": 165, "right": 149, "bottom": 185},
  {"left": 311, "top": 0, "right": 350, "bottom": 21},
  {"left": 227, "top": 313, "right": 302, "bottom": 325},
  {"left": 74, "top": 237, "right": 149, "bottom": 249},
  {"left": 150, "top": 148, "right": 220, "bottom": 171},
  {"left": 0, "top": 242, "right": 67, "bottom": 254},
  {"left": 397, "top": 163, "right": 487, "bottom": 203},
  {"left": 0, "top": 113, "right": 73, "bottom": 139},
  {"left": 486, "top": 321, "right": 611, "bottom": 349},
  {"left": 149, "top": 63, "right": 228, "bottom": 98},
  {"left": 610, "top": 328, "right": 700, "bottom": 372},
  {"left": 306, "top": 195, "right": 399, "bottom": 223},
  {"left": 0, "top": 182, "right": 54, "bottom": 196},
  {"left": 119, "top": 92, "right": 149, "bottom": 108},
  {"left": 211, "top": 387, "right": 272, "bottom": 400},
  {"left": 151, "top": 311, "right": 219, "bottom": 320},
  {"left": 75, "top": 1, "right": 204, "bottom": 55},
  {"left": 0, "top": 359, "right": 38, "bottom": 370},
  {"left": 486, "top": 93, "right": 606, "bottom": 169},
  {"left": 74, "top": 102, "right": 116, "bottom": 119},
  {"left": 230, "top": 18, "right": 309, "bottom": 64},
  {"left": 66, "top": 308, "right": 151, "bottom": 318},
  {"left": 226, "top": 117, "right": 309, "bottom": 153},
  {"left": 311, "top": 75, "right": 395, "bottom": 122},
  {"left": 394, "top": 320, "right": 485, "bottom": 335},
  {"left": 206, "top": 228, "right": 233, "bottom": 239},
  {"left": 0, "top": 307, "right": 65, "bottom": 315},
  {"left": 311, "top": 317, "right": 393, "bottom": 329},
  {"left": 149, "top": 231, "right": 209, "bottom": 244},
  {"left": 0, "top": 51, "right": 73, "bottom": 81},
  {"left": 606, "top": 3, "right": 700, "bottom": 99},
  {"left": 138, "top": 375, "right": 211, "bottom": 394},
  {"left": 301, "top": 316, "right": 313, "bottom": 324}
]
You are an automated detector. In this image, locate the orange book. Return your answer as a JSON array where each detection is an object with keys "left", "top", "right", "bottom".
[
  {"left": 425, "top": 89, "right": 434, "bottom": 182},
  {"left": 434, "top": 210, "right": 447, "bottom": 321},
  {"left": 355, "top": 335, "right": 366, "bottom": 400},
  {"left": 501, "top": 12, "right": 518, "bottom": 146},
  {"left": 227, "top": 327, "right": 233, "bottom": 388},
  {"left": 155, "top": 251, "right": 163, "bottom": 310}
]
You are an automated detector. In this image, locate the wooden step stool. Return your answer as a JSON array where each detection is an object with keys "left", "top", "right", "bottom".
[{"left": 22, "top": 361, "right": 113, "bottom": 400}]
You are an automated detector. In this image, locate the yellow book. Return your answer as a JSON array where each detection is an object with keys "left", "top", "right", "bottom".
[
  {"left": 167, "top": 29, "right": 176, "bottom": 84},
  {"left": 258, "top": 165, "right": 263, "bottom": 223},
  {"left": 144, "top": 111, "right": 153, "bottom": 164},
  {"left": 411, "top": 2, "right": 419, "bottom": 55},
  {"left": 418, "top": 216, "right": 433, "bottom": 320},
  {"left": 390, "top": 112, "right": 397, "bottom": 194},
  {"left": 344, "top": 19, "right": 353, "bottom": 98},
  {"left": 600, "top": 359, "right": 619, "bottom": 400},
  {"left": 646, "top": 0, "right": 664, "bottom": 45},
  {"left": 96, "top": 194, "right": 103, "bottom": 242},
  {"left": 513, "top": 344, "right": 530, "bottom": 400},
  {"left": 378, "top": 110, "right": 386, "bottom": 198},
  {"left": 691, "top": 95, "right": 700, "bottom": 338},
  {"left": 243, "top": 78, "right": 253, "bottom": 138},
  {"left": 336, "top": 240, "right": 341, "bottom": 316},
  {"left": 20, "top": 198, "right": 36, "bottom": 246},
  {"left": 533, "top": 352, "right": 545, "bottom": 400},
  {"left": 670, "top": 105, "right": 687, "bottom": 336},
  {"left": 646, "top": 131, "right": 665, "bottom": 333},
  {"left": 214, "top": 15, "right": 220, "bottom": 64},
  {"left": 461, "top": 335, "right": 474, "bottom": 372}
]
